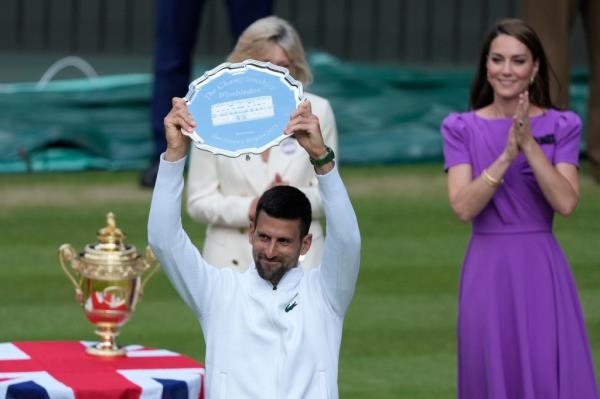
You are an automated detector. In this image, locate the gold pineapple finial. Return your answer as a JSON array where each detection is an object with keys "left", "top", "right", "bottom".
[{"left": 97, "top": 212, "right": 126, "bottom": 249}]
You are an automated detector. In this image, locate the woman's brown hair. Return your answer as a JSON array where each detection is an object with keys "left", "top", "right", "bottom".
[{"left": 469, "top": 18, "right": 558, "bottom": 110}]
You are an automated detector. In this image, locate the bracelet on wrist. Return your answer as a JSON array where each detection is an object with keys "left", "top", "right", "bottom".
[
  {"left": 309, "top": 146, "right": 335, "bottom": 167},
  {"left": 481, "top": 168, "right": 503, "bottom": 188}
]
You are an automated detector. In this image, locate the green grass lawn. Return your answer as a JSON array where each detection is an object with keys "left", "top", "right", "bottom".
[{"left": 1, "top": 163, "right": 599, "bottom": 398}]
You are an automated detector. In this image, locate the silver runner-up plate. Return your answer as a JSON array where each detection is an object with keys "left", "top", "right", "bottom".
[{"left": 183, "top": 60, "right": 305, "bottom": 157}]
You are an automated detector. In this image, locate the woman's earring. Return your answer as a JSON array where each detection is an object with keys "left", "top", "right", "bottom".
[{"left": 529, "top": 75, "right": 535, "bottom": 85}]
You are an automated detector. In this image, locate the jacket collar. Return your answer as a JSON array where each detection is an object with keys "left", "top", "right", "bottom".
[{"left": 249, "top": 262, "right": 304, "bottom": 292}]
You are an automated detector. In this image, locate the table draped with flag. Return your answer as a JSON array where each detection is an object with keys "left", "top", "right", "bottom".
[{"left": 0, "top": 341, "right": 204, "bottom": 399}]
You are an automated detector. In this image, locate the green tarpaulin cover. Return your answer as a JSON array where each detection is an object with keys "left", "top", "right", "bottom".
[{"left": 0, "top": 53, "right": 590, "bottom": 172}]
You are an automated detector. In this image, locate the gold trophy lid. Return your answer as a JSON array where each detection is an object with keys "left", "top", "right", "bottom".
[
  {"left": 96, "top": 212, "right": 126, "bottom": 252},
  {"left": 78, "top": 213, "right": 147, "bottom": 278}
]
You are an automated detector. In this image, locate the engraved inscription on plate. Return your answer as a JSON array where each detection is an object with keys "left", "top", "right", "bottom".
[{"left": 211, "top": 96, "right": 275, "bottom": 126}]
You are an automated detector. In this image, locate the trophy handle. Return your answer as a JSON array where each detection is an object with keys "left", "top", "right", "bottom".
[
  {"left": 138, "top": 246, "right": 160, "bottom": 299},
  {"left": 59, "top": 244, "right": 84, "bottom": 304}
]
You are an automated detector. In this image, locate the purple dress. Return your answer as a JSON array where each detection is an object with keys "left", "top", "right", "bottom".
[{"left": 441, "top": 109, "right": 599, "bottom": 399}]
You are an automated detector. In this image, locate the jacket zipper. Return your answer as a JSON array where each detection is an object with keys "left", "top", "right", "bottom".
[{"left": 272, "top": 288, "right": 283, "bottom": 398}]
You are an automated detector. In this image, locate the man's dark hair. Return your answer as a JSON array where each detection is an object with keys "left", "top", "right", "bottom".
[{"left": 255, "top": 185, "right": 312, "bottom": 237}]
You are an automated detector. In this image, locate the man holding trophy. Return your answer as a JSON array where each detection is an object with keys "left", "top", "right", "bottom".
[{"left": 148, "top": 94, "right": 361, "bottom": 398}]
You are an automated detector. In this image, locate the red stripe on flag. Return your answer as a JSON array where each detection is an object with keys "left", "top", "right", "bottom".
[
  {"left": 14, "top": 342, "right": 142, "bottom": 399},
  {"left": 1, "top": 341, "right": 204, "bottom": 399}
]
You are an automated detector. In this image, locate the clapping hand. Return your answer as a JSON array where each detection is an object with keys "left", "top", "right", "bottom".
[
  {"left": 248, "top": 174, "right": 289, "bottom": 223},
  {"left": 504, "top": 91, "right": 534, "bottom": 161},
  {"left": 269, "top": 173, "right": 289, "bottom": 188},
  {"left": 513, "top": 91, "right": 535, "bottom": 150}
]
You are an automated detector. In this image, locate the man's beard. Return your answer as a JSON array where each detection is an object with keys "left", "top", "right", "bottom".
[{"left": 254, "top": 253, "right": 299, "bottom": 287}]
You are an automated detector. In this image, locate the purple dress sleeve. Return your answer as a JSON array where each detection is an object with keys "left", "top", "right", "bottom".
[
  {"left": 441, "top": 113, "right": 471, "bottom": 171},
  {"left": 553, "top": 111, "right": 582, "bottom": 167}
]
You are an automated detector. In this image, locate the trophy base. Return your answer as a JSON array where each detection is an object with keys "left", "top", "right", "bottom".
[
  {"left": 86, "top": 343, "right": 126, "bottom": 357},
  {"left": 87, "top": 325, "right": 127, "bottom": 357}
]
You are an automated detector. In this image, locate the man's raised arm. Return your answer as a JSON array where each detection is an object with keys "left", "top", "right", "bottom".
[
  {"left": 147, "top": 98, "right": 223, "bottom": 318},
  {"left": 284, "top": 100, "right": 361, "bottom": 316}
]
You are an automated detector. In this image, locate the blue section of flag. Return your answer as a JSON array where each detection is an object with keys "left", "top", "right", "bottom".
[
  {"left": 155, "top": 378, "right": 188, "bottom": 399},
  {"left": 6, "top": 380, "right": 50, "bottom": 399}
]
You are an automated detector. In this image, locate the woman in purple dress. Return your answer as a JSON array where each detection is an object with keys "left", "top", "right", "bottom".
[{"left": 441, "top": 19, "right": 599, "bottom": 398}]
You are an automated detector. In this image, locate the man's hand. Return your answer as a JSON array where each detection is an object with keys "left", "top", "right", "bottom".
[
  {"left": 163, "top": 97, "right": 194, "bottom": 162},
  {"left": 284, "top": 100, "right": 333, "bottom": 174}
]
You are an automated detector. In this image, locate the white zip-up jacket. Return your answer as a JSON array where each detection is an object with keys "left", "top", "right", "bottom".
[{"left": 148, "top": 155, "right": 361, "bottom": 399}]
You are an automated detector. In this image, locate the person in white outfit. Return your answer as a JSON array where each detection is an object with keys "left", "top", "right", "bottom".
[
  {"left": 186, "top": 16, "right": 339, "bottom": 270},
  {"left": 148, "top": 97, "right": 360, "bottom": 399}
]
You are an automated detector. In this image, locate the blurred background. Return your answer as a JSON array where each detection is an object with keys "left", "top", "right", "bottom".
[
  {"left": 0, "top": 0, "right": 593, "bottom": 171},
  {"left": 0, "top": 1, "right": 598, "bottom": 398},
  {"left": 0, "top": 0, "right": 590, "bottom": 66}
]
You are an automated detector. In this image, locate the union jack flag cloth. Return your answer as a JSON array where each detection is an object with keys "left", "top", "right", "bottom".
[{"left": 0, "top": 341, "right": 204, "bottom": 399}]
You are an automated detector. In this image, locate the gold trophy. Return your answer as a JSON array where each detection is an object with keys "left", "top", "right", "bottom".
[{"left": 58, "top": 212, "right": 159, "bottom": 356}]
